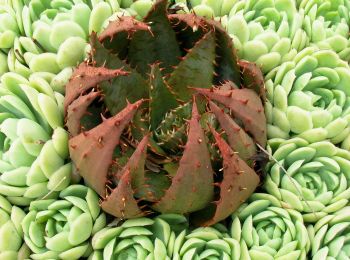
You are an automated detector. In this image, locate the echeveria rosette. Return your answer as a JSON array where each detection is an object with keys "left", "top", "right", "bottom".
[
  {"left": 225, "top": 13, "right": 308, "bottom": 74},
  {"left": 308, "top": 206, "right": 350, "bottom": 260},
  {"left": 170, "top": 224, "right": 237, "bottom": 259},
  {"left": 297, "top": 0, "right": 350, "bottom": 25},
  {"left": 65, "top": 0, "right": 266, "bottom": 225},
  {"left": 265, "top": 138, "right": 350, "bottom": 223},
  {"left": 0, "top": 194, "right": 30, "bottom": 259},
  {"left": 90, "top": 214, "right": 189, "bottom": 260},
  {"left": 307, "top": 17, "right": 350, "bottom": 62},
  {"left": 297, "top": 0, "right": 350, "bottom": 62},
  {"left": 0, "top": 72, "right": 74, "bottom": 206},
  {"left": 231, "top": 194, "right": 311, "bottom": 260},
  {"left": 21, "top": 184, "right": 106, "bottom": 259},
  {"left": 90, "top": 213, "right": 237, "bottom": 259},
  {"left": 265, "top": 46, "right": 350, "bottom": 147}
]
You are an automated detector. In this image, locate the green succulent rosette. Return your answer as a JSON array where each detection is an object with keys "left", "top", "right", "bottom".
[
  {"left": 297, "top": 0, "right": 350, "bottom": 24},
  {"left": 265, "top": 138, "right": 350, "bottom": 223},
  {"left": 231, "top": 194, "right": 311, "bottom": 260},
  {"left": 308, "top": 206, "right": 350, "bottom": 259},
  {"left": 265, "top": 46, "right": 350, "bottom": 147},
  {"left": 224, "top": 13, "right": 306, "bottom": 74},
  {"left": 90, "top": 213, "right": 238, "bottom": 260},
  {"left": 21, "top": 184, "right": 106, "bottom": 259},
  {"left": 90, "top": 214, "right": 189, "bottom": 260},
  {"left": 170, "top": 224, "right": 237, "bottom": 259},
  {"left": 0, "top": 194, "right": 30, "bottom": 260},
  {"left": 0, "top": 71, "right": 74, "bottom": 206}
]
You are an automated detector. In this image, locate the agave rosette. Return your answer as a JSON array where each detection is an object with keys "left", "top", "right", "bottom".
[
  {"left": 64, "top": 0, "right": 267, "bottom": 225},
  {"left": 265, "top": 138, "right": 350, "bottom": 222}
]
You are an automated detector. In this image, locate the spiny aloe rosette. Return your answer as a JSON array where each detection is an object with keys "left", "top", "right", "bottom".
[{"left": 64, "top": 0, "right": 266, "bottom": 225}]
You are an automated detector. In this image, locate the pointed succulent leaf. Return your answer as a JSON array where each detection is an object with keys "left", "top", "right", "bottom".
[
  {"left": 206, "top": 19, "right": 241, "bottom": 86},
  {"left": 90, "top": 33, "right": 150, "bottom": 115},
  {"left": 218, "top": 81, "right": 240, "bottom": 91},
  {"left": 101, "top": 169, "right": 144, "bottom": 219},
  {"left": 99, "top": 16, "right": 151, "bottom": 59},
  {"left": 167, "top": 30, "right": 216, "bottom": 102},
  {"left": 90, "top": 32, "right": 124, "bottom": 69},
  {"left": 149, "top": 64, "right": 178, "bottom": 130},
  {"left": 195, "top": 87, "right": 267, "bottom": 146},
  {"left": 194, "top": 128, "right": 259, "bottom": 226},
  {"left": 115, "top": 135, "right": 149, "bottom": 193},
  {"left": 69, "top": 100, "right": 143, "bottom": 196},
  {"left": 100, "top": 70, "right": 149, "bottom": 115},
  {"left": 152, "top": 100, "right": 214, "bottom": 213},
  {"left": 168, "top": 14, "right": 209, "bottom": 55},
  {"left": 64, "top": 63, "right": 129, "bottom": 112},
  {"left": 209, "top": 100, "right": 256, "bottom": 165},
  {"left": 239, "top": 60, "right": 266, "bottom": 101},
  {"left": 128, "top": 0, "right": 181, "bottom": 75},
  {"left": 66, "top": 91, "right": 100, "bottom": 136},
  {"left": 101, "top": 135, "right": 150, "bottom": 218}
]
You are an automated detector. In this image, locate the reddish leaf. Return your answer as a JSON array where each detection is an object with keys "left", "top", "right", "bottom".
[
  {"left": 101, "top": 169, "right": 144, "bottom": 219},
  {"left": 69, "top": 100, "right": 143, "bottom": 196},
  {"left": 194, "top": 128, "right": 259, "bottom": 226},
  {"left": 64, "top": 63, "right": 129, "bottom": 112},
  {"left": 195, "top": 87, "right": 266, "bottom": 146},
  {"left": 239, "top": 60, "right": 266, "bottom": 102},
  {"left": 101, "top": 135, "right": 149, "bottom": 218},
  {"left": 99, "top": 16, "right": 151, "bottom": 58},
  {"left": 209, "top": 100, "right": 256, "bottom": 165},
  {"left": 152, "top": 100, "right": 214, "bottom": 213},
  {"left": 66, "top": 91, "right": 100, "bottom": 136}
]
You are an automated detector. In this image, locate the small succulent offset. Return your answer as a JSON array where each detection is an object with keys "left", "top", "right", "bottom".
[
  {"left": 21, "top": 185, "right": 106, "bottom": 259},
  {"left": 308, "top": 206, "right": 350, "bottom": 260},
  {"left": 91, "top": 214, "right": 189, "bottom": 260},
  {"left": 265, "top": 46, "right": 350, "bottom": 147},
  {"left": 0, "top": 194, "right": 30, "bottom": 259},
  {"left": 65, "top": 0, "right": 267, "bottom": 225},
  {"left": 231, "top": 193, "right": 311, "bottom": 260},
  {"left": 265, "top": 138, "right": 350, "bottom": 223},
  {"left": 0, "top": 72, "right": 72, "bottom": 206}
]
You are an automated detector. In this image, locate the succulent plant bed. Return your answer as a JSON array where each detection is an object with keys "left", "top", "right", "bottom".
[{"left": 0, "top": 0, "right": 350, "bottom": 259}]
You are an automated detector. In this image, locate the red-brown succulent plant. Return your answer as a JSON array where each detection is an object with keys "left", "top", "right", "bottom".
[{"left": 64, "top": 0, "right": 266, "bottom": 225}]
